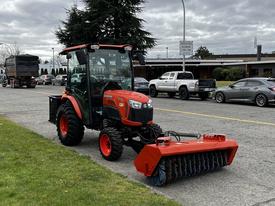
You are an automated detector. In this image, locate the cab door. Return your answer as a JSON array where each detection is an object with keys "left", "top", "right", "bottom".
[
  {"left": 67, "top": 51, "right": 89, "bottom": 125},
  {"left": 165, "top": 72, "right": 176, "bottom": 91},
  {"left": 157, "top": 72, "right": 170, "bottom": 90}
]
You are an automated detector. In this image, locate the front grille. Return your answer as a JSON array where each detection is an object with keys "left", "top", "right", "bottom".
[{"left": 128, "top": 108, "right": 153, "bottom": 124}]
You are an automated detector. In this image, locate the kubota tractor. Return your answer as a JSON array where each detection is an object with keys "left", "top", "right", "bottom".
[{"left": 49, "top": 44, "right": 238, "bottom": 186}]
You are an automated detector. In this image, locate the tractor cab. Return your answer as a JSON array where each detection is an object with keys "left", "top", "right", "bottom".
[{"left": 60, "top": 44, "right": 141, "bottom": 129}]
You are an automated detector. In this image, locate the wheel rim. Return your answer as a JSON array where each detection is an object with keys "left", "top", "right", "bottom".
[
  {"left": 100, "top": 134, "right": 112, "bottom": 157},
  {"left": 150, "top": 87, "right": 156, "bottom": 96},
  {"left": 59, "top": 114, "right": 69, "bottom": 137},
  {"left": 216, "top": 93, "right": 223, "bottom": 103},
  {"left": 180, "top": 88, "right": 186, "bottom": 98},
  {"left": 256, "top": 95, "right": 265, "bottom": 106}
]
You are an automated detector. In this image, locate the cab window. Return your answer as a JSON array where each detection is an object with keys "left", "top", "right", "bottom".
[
  {"left": 169, "top": 73, "right": 175, "bottom": 80},
  {"left": 177, "top": 72, "right": 193, "bottom": 80},
  {"left": 232, "top": 81, "right": 246, "bottom": 88},
  {"left": 246, "top": 80, "right": 263, "bottom": 87},
  {"left": 68, "top": 51, "right": 87, "bottom": 91},
  {"left": 160, "top": 73, "right": 169, "bottom": 80}
]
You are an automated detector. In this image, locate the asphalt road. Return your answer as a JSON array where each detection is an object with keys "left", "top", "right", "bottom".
[{"left": 0, "top": 85, "right": 275, "bottom": 206}]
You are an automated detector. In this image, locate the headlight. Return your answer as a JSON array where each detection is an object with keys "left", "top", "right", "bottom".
[
  {"left": 147, "top": 99, "right": 153, "bottom": 108},
  {"left": 129, "top": 100, "right": 142, "bottom": 109}
]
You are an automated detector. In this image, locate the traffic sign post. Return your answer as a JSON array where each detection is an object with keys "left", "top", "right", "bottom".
[{"left": 179, "top": 41, "right": 193, "bottom": 56}]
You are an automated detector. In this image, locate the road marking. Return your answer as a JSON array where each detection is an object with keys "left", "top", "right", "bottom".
[
  {"left": 16, "top": 89, "right": 275, "bottom": 127},
  {"left": 155, "top": 107, "right": 275, "bottom": 127}
]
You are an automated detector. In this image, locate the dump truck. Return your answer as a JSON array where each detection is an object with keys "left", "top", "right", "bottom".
[
  {"left": 49, "top": 44, "right": 238, "bottom": 186},
  {"left": 2, "top": 54, "right": 39, "bottom": 88}
]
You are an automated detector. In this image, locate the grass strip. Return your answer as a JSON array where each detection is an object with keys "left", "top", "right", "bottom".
[
  {"left": 0, "top": 116, "right": 179, "bottom": 206},
  {"left": 216, "top": 81, "right": 232, "bottom": 88}
]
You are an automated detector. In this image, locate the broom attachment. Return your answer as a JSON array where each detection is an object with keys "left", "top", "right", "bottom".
[{"left": 134, "top": 132, "right": 238, "bottom": 186}]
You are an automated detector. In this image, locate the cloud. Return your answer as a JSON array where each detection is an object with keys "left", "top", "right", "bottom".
[
  {"left": 0, "top": 0, "right": 74, "bottom": 60},
  {"left": 142, "top": 0, "right": 275, "bottom": 57},
  {"left": 0, "top": 0, "right": 275, "bottom": 60}
]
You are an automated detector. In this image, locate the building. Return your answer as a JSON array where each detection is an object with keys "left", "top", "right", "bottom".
[{"left": 134, "top": 54, "right": 275, "bottom": 80}]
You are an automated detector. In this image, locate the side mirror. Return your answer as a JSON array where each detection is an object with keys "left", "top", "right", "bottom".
[{"left": 76, "top": 50, "right": 87, "bottom": 65}]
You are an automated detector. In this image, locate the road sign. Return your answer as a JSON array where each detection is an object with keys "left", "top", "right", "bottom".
[{"left": 179, "top": 41, "right": 193, "bottom": 56}]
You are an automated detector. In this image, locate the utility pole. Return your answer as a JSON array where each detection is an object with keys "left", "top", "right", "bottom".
[
  {"left": 166, "top": 47, "right": 169, "bottom": 59},
  {"left": 52, "top": 48, "right": 55, "bottom": 72},
  {"left": 181, "top": 0, "right": 186, "bottom": 71}
]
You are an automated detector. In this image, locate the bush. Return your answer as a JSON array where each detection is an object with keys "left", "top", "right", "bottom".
[
  {"left": 213, "top": 67, "right": 244, "bottom": 81},
  {"left": 213, "top": 67, "right": 224, "bottom": 80},
  {"left": 227, "top": 67, "right": 244, "bottom": 81}
]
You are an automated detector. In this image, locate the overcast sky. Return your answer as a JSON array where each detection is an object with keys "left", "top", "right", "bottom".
[{"left": 0, "top": 0, "right": 275, "bottom": 60}]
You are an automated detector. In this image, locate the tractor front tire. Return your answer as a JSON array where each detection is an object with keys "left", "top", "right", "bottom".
[
  {"left": 57, "top": 101, "right": 84, "bottom": 146},
  {"left": 99, "top": 127, "right": 123, "bottom": 161}
]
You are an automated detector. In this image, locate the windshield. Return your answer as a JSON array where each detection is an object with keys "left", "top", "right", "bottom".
[{"left": 89, "top": 49, "right": 132, "bottom": 91}]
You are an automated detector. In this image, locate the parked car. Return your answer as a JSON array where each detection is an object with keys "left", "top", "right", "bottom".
[
  {"left": 149, "top": 71, "right": 216, "bottom": 100},
  {"left": 214, "top": 77, "right": 275, "bottom": 107},
  {"left": 121, "top": 77, "right": 149, "bottom": 94},
  {"left": 0, "top": 74, "right": 5, "bottom": 84},
  {"left": 71, "top": 73, "right": 86, "bottom": 83},
  {"left": 52, "top": 75, "right": 67, "bottom": 86},
  {"left": 134, "top": 77, "right": 149, "bottom": 94},
  {"left": 35, "top": 76, "right": 43, "bottom": 85},
  {"left": 40, "top": 74, "right": 55, "bottom": 85}
]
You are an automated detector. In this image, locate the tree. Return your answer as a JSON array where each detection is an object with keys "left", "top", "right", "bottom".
[
  {"left": 59, "top": 68, "right": 64, "bottom": 74},
  {"left": 194, "top": 46, "right": 213, "bottom": 59},
  {"left": 0, "top": 43, "right": 22, "bottom": 65},
  {"left": 56, "top": 0, "right": 156, "bottom": 51}
]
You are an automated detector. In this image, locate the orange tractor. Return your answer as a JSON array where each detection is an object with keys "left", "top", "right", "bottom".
[{"left": 49, "top": 44, "right": 238, "bottom": 186}]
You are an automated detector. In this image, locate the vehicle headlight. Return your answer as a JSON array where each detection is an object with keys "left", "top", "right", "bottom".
[
  {"left": 147, "top": 99, "right": 153, "bottom": 108},
  {"left": 129, "top": 100, "right": 142, "bottom": 109}
]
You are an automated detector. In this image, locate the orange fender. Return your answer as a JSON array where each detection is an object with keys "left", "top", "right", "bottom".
[{"left": 61, "top": 94, "right": 83, "bottom": 120}]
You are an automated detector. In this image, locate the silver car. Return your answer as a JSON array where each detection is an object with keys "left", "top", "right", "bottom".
[{"left": 214, "top": 78, "right": 275, "bottom": 107}]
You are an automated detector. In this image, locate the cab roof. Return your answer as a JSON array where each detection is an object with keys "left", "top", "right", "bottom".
[{"left": 60, "top": 44, "right": 131, "bottom": 55}]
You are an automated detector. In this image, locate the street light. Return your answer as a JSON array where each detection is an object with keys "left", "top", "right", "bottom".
[
  {"left": 52, "top": 48, "right": 55, "bottom": 71},
  {"left": 181, "top": 0, "right": 186, "bottom": 71}
]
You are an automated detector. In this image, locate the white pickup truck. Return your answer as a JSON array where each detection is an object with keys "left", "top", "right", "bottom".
[{"left": 149, "top": 71, "right": 216, "bottom": 100}]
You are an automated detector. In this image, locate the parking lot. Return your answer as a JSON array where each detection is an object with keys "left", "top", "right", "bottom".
[{"left": 0, "top": 85, "right": 275, "bottom": 206}]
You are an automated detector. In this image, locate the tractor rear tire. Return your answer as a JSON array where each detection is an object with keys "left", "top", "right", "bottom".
[
  {"left": 99, "top": 127, "right": 123, "bottom": 161},
  {"left": 57, "top": 101, "right": 84, "bottom": 146}
]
